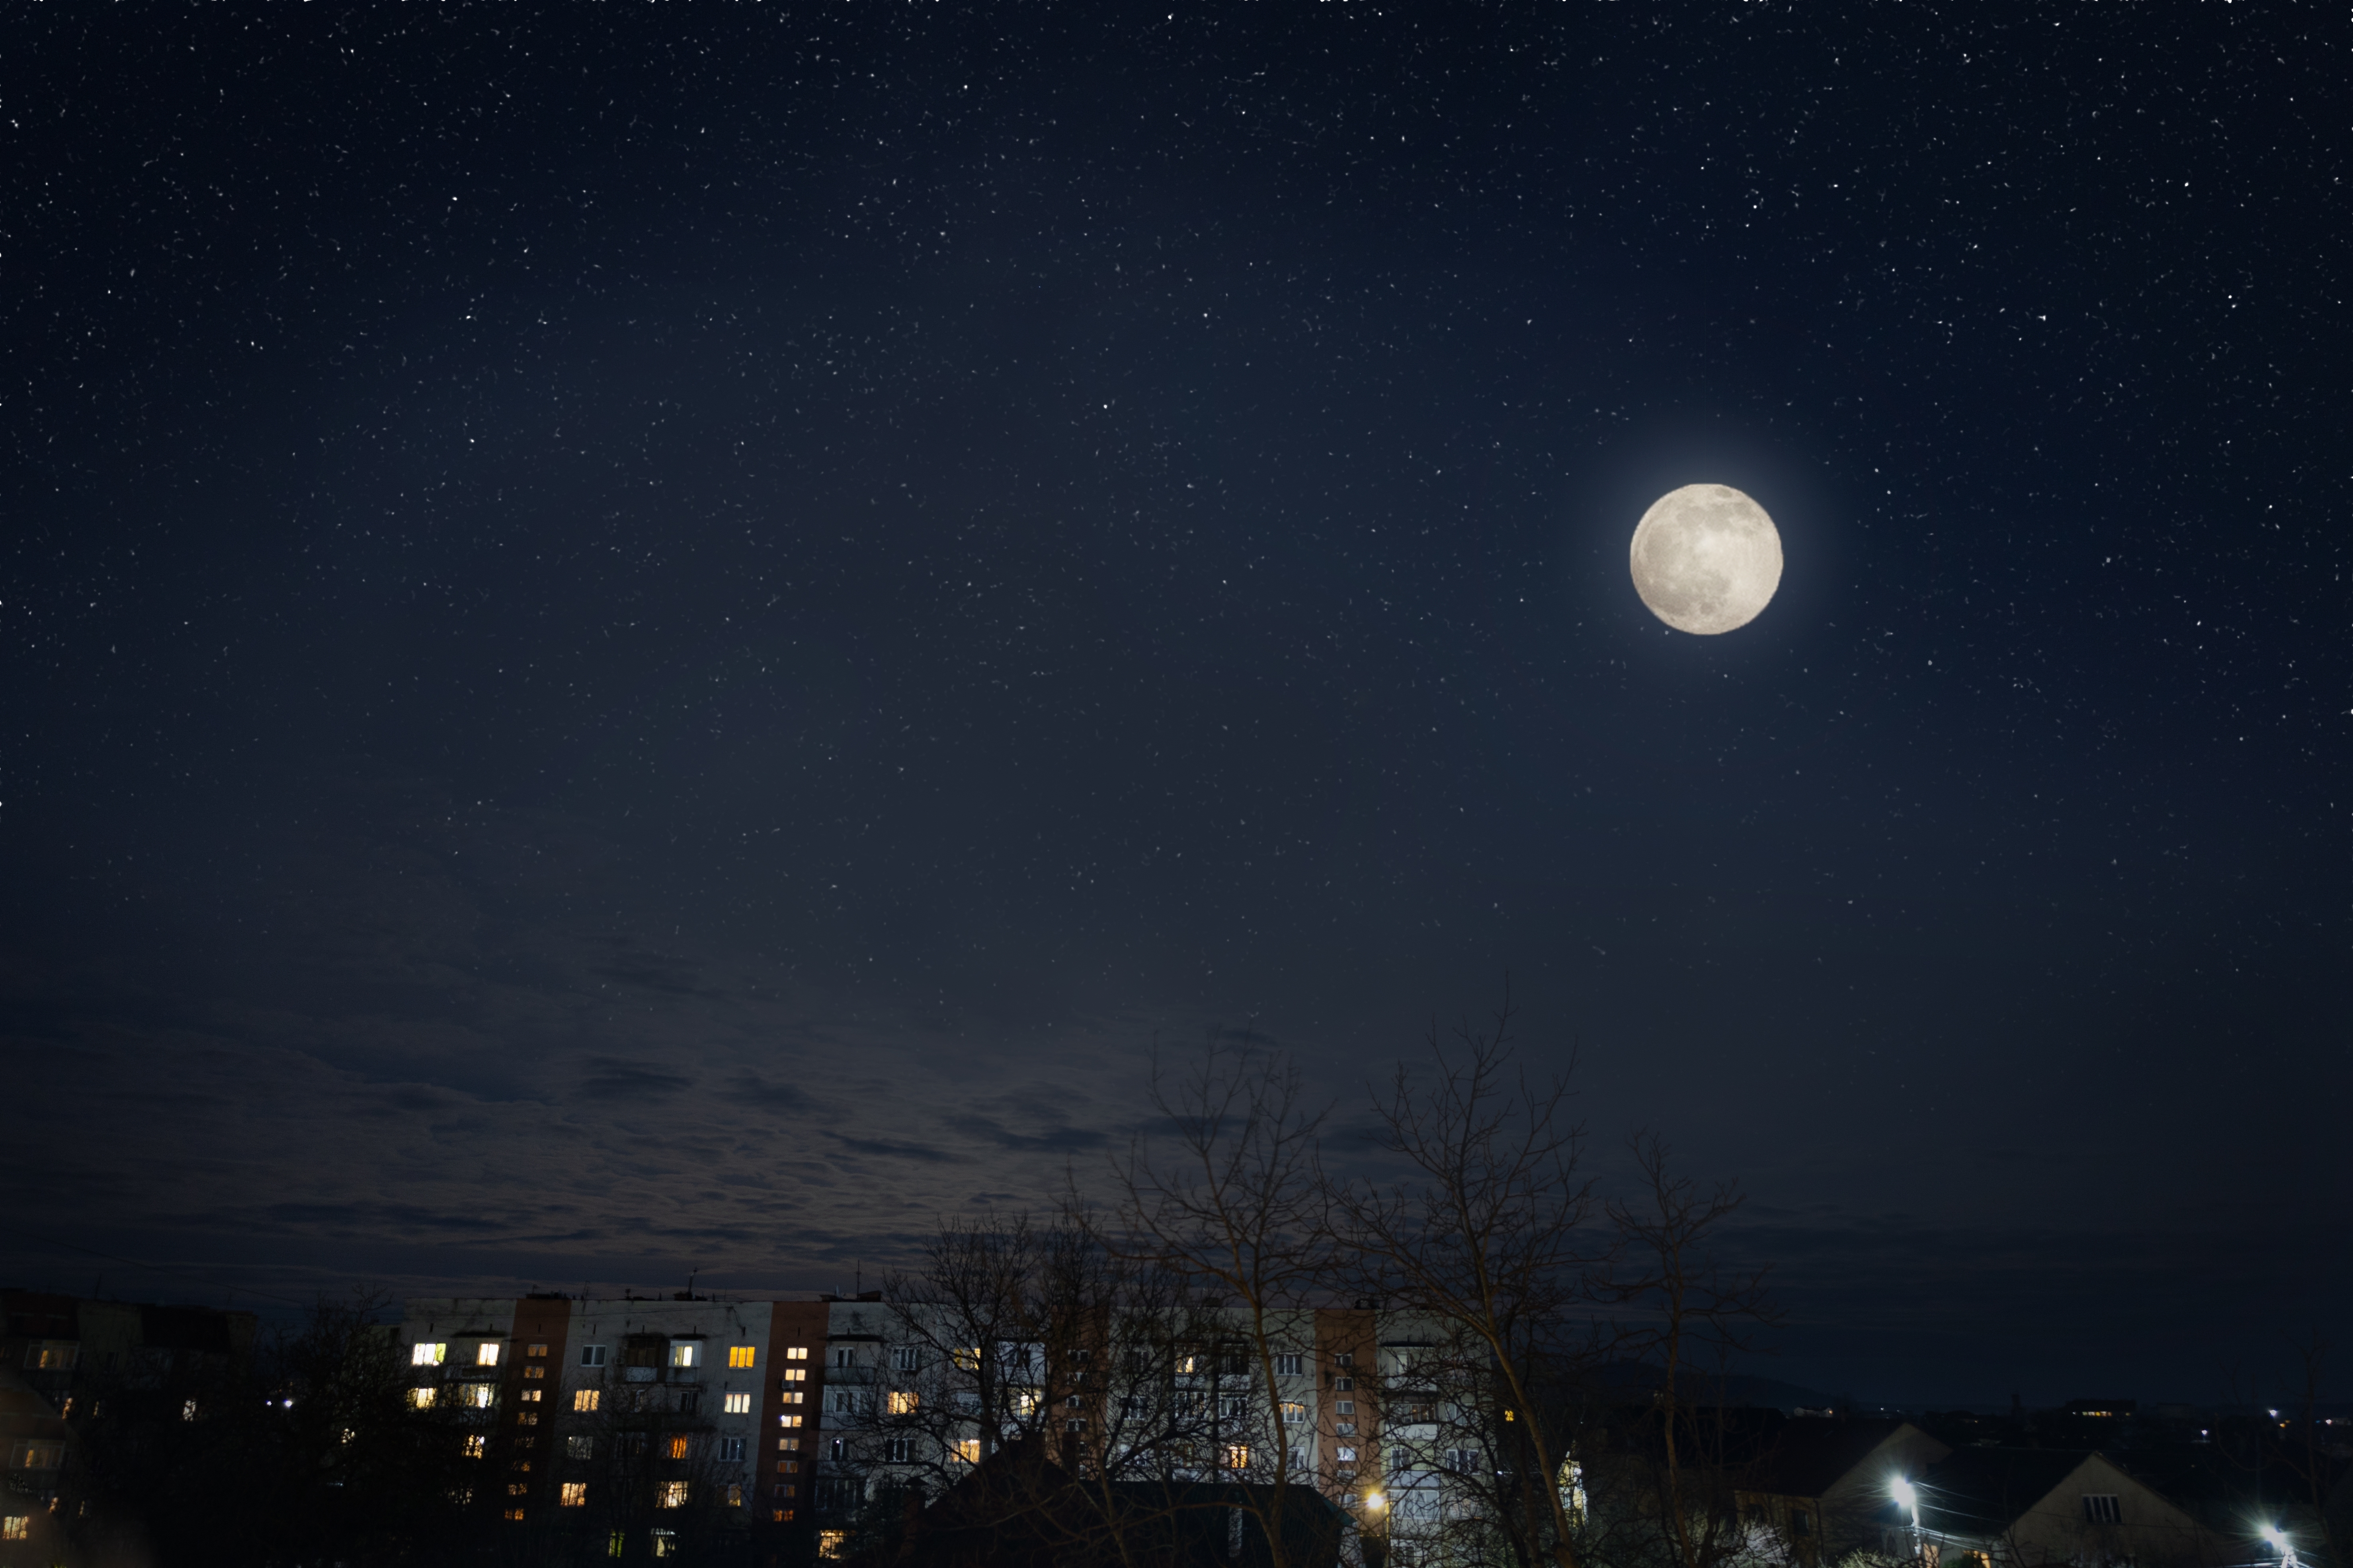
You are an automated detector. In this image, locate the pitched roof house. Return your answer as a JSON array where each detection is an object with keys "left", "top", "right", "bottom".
[
  {"left": 1895, "top": 1448, "right": 2226, "bottom": 1568},
  {"left": 1733, "top": 1418, "right": 1954, "bottom": 1560}
]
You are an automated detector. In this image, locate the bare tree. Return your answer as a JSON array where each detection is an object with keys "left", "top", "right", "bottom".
[
  {"left": 1100, "top": 1039, "right": 1338, "bottom": 1568},
  {"left": 1604, "top": 1135, "right": 1781, "bottom": 1568},
  {"left": 1334, "top": 989, "right": 1608, "bottom": 1568}
]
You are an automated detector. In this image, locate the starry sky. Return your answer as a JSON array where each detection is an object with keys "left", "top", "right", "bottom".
[{"left": 3, "top": 4, "right": 2344, "bottom": 1407}]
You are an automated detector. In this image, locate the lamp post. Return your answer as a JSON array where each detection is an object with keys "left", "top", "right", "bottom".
[{"left": 1892, "top": 1479, "right": 1922, "bottom": 1562}]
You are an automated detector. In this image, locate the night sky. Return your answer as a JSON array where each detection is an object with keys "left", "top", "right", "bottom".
[{"left": 4, "top": 5, "right": 2344, "bottom": 1408}]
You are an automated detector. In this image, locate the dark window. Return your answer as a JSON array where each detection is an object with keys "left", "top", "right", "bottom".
[
  {"left": 2082, "top": 1496, "right": 2122, "bottom": 1525},
  {"left": 1793, "top": 1511, "right": 1812, "bottom": 1536}
]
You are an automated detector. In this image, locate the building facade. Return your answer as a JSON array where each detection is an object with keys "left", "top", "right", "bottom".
[{"left": 394, "top": 1293, "right": 1507, "bottom": 1559}]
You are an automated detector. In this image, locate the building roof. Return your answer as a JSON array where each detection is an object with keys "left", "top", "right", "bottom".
[
  {"left": 1744, "top": 1419, "right": 1920, "bottom": 1499},
  {"left": 1910, "top": 1448, "right": 2100, "bottom": 1537}
]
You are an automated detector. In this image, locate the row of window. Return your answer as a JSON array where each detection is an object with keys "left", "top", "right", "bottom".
[{"left": 413, "top": 1340, "right": 808, "bottom": 1370}]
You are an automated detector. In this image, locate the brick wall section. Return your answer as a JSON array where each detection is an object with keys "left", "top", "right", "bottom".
[
  {"left": 758, "top": 1300, "right": 829, "bottom": 1521},
  {"left": 500, "top": 1295, "right": 572, "bottom": 1515},
  {"left": 1315, "top": 1307, "right": 1376, "bottom": 1505}
]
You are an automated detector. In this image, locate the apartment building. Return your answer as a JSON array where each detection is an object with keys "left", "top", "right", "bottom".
[
  {"left": 2, "top": 1289, "right": 259, "bottom": 1565},
  {"left": 394, "top": 1292, "right": 1474, "bottom": 1556}
]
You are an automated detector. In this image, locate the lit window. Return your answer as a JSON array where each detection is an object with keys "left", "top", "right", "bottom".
[
  {"left": 33, "top": 1342, "right": 78, "bottom": 1371},
  {"left": 527, "top": 1342, "right": 549, "bottom": 1358},
  {"left": 463, "top": 1385, "right": 496, "bottom": 1408},
  {"left": 888, "top": 1391, "right": 919, "bottom": 1415},
  {"left": 1281, "top": 1402, "right": 1307, "bottom": 1424},
  {"left": 413, "top": 1342, "right": 448, "bottom": 1367},
  {"left": 182, "top": 1399, "right": 200, "bottom": 1422},
  {"left": 652, "top": 1529, "right": 678, "bottom": 1557},
  {"left": 658, "top": 1481, "right": 689, "bottom": 1509},
  {"left": 779, "top": 1438, "right": 800, "bottom": 1452},
  {"left": 504, "top": 1507, "right": 526, "bottom": 1521},
  {"left": 726, "top": 1483, "right": 744, "bottom": 1508},
  {"left": 785, "top": 1346, "right": 809, "bottom": 1361},
  {"left": 954, "top": 1439, "right": 981, "bottom": 1464},
  {"left": 568, "top": 1437, "right": 595, "bottom": 1459},
  {"left": 574, "top": 1390, "right": 601, "bottom": 1413},
  {"left": 521, "top": 1389, "right": 542, "bottom": 1403},
  {"left": 724, "top": 1392, "right": 752, "bottom": 1414},
  {"left": 729, "top": 1346, "right": 756, "bottom": 1369},
  {"left": 410, "top": 1387, "right": 439, "bottom": 1409},
  {"left": 780, "top": 1368, "right": 807, "bottom": 1383},
  {"left": 951, "top": 1347, "right": 980, "bottom": 1372},
  {"left": 10, "top": 1443, "right": 64, "bottom": 1471},
  {"left": 819, "top": 1530, "right": 849, "bottom": 1558},
  {"left": 777, "top": 1414, "right": 802, "bottom": 1428},
  {"left": 561, "top": 1482, "right": 588, "bottom": 1508},
  {"left": 668, "top": 1435, "right": 691, "bottom": 1460},
  {"left": 1337, "top": 1447, "right": 1358, "bottom": 1463},
  {"left": 1226, "top": 1444, "right": 1251, "bottom": 1470},
  {"left": 524, "top": 1366, "right": 545, "bottom": 1381},
  {"left": 580, "top": 1345, "right": 608, "bottom": 1368},
  {"left": 670, "top": 1342, "right": 701, "bottom": 1369},
  {"left": 507, "top": 1482, "right": 529, "bottom": 1496},
  {"left": 0, "top": 1517, "right": 26, "bottom": 1541},
  {"left": 464, "top": 1435, "right": 487, "bottom": 1458},
  {"left": 477, "top": 1343, "right": 502, "bottom": 1367}
]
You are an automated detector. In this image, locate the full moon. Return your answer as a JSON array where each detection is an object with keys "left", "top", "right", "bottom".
[{"left": 1627, "top": 484, "right": 1784, "bottom": 635}]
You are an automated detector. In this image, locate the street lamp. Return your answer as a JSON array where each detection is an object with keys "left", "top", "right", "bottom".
[
  {"left": 1892, "top": 1479, "right": 1922, "bottom": 1562},
  {"left": 2260, "top": 1525, "right": 2297, "bottom": 1568}
]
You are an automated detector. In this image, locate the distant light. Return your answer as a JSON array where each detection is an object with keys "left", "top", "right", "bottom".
[
  {"left": 1365, "top": 1492, "right": 1386, "bottom": 1510},
  {"left": 2261, "top": 1526, "right": 2287, "bottom": 1550}
]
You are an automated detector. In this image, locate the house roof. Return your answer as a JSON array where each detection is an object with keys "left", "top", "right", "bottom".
[
  {"left": 1744, "top": 1419, "right": 1918, "bottom": 1499},
  {"left": 1910, "top": 1448, "right": 2100, "bottom": 1536}
]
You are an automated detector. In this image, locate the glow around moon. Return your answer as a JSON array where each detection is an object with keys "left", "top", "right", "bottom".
[{"left": 1627, "top": 484, "right": 1784, "bottom": 635}]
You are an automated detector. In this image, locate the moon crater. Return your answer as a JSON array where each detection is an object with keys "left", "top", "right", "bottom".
[{"left": 1628, "top": 484, "right": 1783, "bottom": 635}]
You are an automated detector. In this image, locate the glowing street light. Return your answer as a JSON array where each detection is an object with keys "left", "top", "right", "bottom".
[
  {"left": 2260, "top": 1525, "right": 2296, "bottom": 1568},
  {"left": 1892, "top": 1478, "right": 1922, "bottom": 1560}
]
